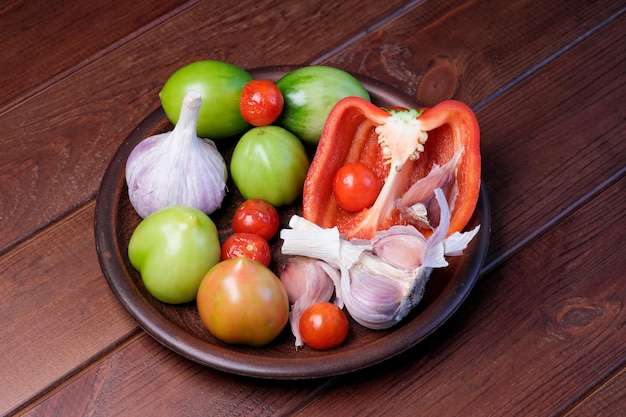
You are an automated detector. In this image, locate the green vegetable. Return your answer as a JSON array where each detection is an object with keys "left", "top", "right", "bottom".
[
  {"left": 230, "top": 125, "right": 309, "bottom": 207},
  {"left": 276, "top": 65, "right": 370, "bottom": 144},
  {"left": 159, "top": 60, "right": 252, "bottom": 139},
  {"left": 128, "top": 206, "right": 221, "bottom": 304}
]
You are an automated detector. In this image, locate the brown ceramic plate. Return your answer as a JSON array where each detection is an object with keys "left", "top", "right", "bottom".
[{"left": 94, "top": 66, "right": 490, "bottom": 379}]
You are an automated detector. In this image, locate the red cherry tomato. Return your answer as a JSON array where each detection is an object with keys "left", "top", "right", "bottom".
[
  {"left": 232, "top": 199, "right": 280, "bottom": 240},
  {"left": 221, "top": 233, "right": 271, "bottom": 266},
  {"left": 299, "top": 302, "right": 349, "bottom": 350},
  {"left": 239, "top": 80, "right": 284, "bottom": 126},
  {"left": 332, "top": 162, "right": 381, "bottom": 212}
]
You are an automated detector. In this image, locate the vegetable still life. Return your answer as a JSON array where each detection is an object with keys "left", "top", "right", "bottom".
[{"left": 95, "top": 61, "right": 490, "bottom": 378}]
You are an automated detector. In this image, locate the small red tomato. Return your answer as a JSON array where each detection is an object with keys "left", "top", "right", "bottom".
[
  {"left": 232, "top": 199, "right": 280, "bottom": 240},
  {"left": 299, "top": 302, "right": 349, "bottom": 350},
  {"left": 239, "top": 80, "right": 284, "bottom": 126},
  {"left": 332, "top": 162, "right": 381, "bottom": 212},
  {"left": 221, "top": 233, "right": 272, "bottom": 266}
]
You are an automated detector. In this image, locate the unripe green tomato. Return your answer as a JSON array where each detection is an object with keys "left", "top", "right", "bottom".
[
  {"left": 276, "top": 65, "right": 370, "bottom": 144},
  {"left": 128, "top": 206, "right": 221, "bottom": 304},
  {"left": 230, "top": 125, "right": 309, "bottom": 207},
  {"left": 159, "top": 60, "right": 253, "bottom": 139}
]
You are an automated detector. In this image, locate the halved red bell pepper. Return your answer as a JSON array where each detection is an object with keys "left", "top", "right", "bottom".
[{"left": 302, "top": 96, "right": 480, "bottom": 240}]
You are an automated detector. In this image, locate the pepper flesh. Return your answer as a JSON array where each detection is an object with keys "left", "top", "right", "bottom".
[{"left": 302, "top": 96, "right": 480, "bottom": 240}]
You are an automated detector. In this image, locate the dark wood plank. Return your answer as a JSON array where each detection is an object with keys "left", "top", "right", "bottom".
[
  {"left": 0, "top": 0, "right": 192, "bottom": 110},
  {"left": 564, "top": 366, "right": 626, "bottom": 416},
  {"left": 0, "top": 0, "right": 411, "bottom": 254},
  {"left": 0, "top": 203, "right": 139, "bottom": 416},
  {"left": 20, "top": 334, "right": 326, "bottom": 417},
  {"left": 324, "top": 0, "right": 622, "bottom": 108},
  {"left": 474, "top": 14, "right": 625, "bottom": 269},
  {"left": 286, "top": 165, "right": 625, "bottom": 416}
]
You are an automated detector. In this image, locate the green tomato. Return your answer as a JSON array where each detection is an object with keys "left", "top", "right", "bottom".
[
  {"left": 159, "top": 60, "right": 252, "bottom": 139},
  {"left": 197, "top": 257, "right": 289, "bottom": 347},
  {"left": 276, "top": 65, "right": 370, "bottom": 144},
  {"left": 128, "top": 206, "right": 221, "bottom": 304},
  {"left": 230, "top": 125, "right": 309, "bottom": 207}
]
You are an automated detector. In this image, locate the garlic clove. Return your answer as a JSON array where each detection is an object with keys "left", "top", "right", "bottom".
[
  {"left": 280, "top": 256, "right": 339, "bottom": 347},
  {"left": 280, "top": 257, "right": 336, "bottom": 304},
  {"left": 370, "top": 225, "right": 427, "bottom": 270},
  {"left": 125, "top": 90, "right": 228, "bottom": 218}
]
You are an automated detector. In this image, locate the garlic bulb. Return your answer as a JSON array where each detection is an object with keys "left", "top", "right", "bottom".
[
  {"left": 125, "top": 90, "right": 228, "bottom": 218},
  {"left": 280, "top": 188, "right": 480, "bottom": 330}
]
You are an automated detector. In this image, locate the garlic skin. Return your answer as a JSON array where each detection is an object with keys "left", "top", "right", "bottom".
[
  {"left": 126, "top": 90, "right": 228, "bottom": 218},
  {"left": 280, "top": 257, "right": 339, "bottom": 347},
  {"left": 281, "top": 188, "right": 480, "bottom": 330},
  {"left": 397, "top": 150, "right": 461, "bottom": 230}
]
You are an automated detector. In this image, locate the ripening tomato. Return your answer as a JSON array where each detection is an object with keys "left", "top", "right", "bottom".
[
  {"left": 197, "top": 257, "right": 289, "bottom": 346},
  {"left": 220, "top": 232, "right": 271, "bottom": 266},
  {"left": 232, "top": 199, "right": 280, "bottom": 240},
  {"left": 332, "top": 162, "right": 381, "bottom": 212},
  {"left": 299, "top": 302, "right": 349, "bottom": 350},
  {"left": 240, "top": 80, "right": 284, "bottom": 126}
]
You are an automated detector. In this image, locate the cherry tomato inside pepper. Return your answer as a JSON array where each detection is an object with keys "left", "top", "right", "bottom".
[{"left": 332, "top": 162, "right": 381, "bottom": 212}]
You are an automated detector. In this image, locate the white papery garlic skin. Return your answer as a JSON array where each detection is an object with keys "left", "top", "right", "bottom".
[
  {"left": 397, "top": 150, "right": 462, "bottom": 230},
  {"left": 280, "top": 188, "right": 480, "bottom": 331},
  {"left": 125, "top": 90, "right": 228, "bottom": 218}
]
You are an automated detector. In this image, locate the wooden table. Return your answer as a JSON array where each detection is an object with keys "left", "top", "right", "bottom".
[{"left": 2, "top": 0, "right": 624, "bottom": 415}]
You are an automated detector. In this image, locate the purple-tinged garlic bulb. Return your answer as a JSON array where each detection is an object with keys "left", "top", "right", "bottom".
[{"left": 125, "top": 90, "right": 227, "bottom": 218}]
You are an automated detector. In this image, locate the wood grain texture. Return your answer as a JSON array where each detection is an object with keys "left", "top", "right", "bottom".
[
  {"left": 0, "top": 0, "right": 193, "bottom": 110},
  {"left": 20, "top": 334, "right": 327, "bottom": 417},
  {"left": 0, "top": 203, "right": 138, "bottom": 415},
  {"left": 0, "top": 0, "right": 410, "bottom": 254},
  {"left": 3, "top": 0, "right": 625, "bottom": 415},
  {"left": 565, "top": 367, "right": 626, "bottom": 416},
  {"left": 324, "top": 0, "right": 622, "bottom": 108}
]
